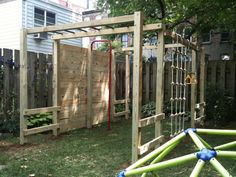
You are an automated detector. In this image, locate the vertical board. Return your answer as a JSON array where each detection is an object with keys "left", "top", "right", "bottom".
[
  {"left": 47, "top": 54, "right": 53, "bottom": 106},
  {"left": 28, "top": 52, "right": 37, "bottom": 109}
]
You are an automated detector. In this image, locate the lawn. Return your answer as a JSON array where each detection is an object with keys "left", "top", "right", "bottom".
[{"left": 0, "top": 119, "right": 236, "bottom": 177}]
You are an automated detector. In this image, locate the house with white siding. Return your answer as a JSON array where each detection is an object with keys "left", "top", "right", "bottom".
[{"left": 0, "top": 0, "right": 83, "bottom": 54}]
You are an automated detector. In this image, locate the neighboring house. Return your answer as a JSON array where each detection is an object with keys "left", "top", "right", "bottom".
[
  {"left": 0, "top": 0, "right": 83, "bottom": 54},
  {"left": 201, "top": 31, "right": 235, "bottom": 60}
]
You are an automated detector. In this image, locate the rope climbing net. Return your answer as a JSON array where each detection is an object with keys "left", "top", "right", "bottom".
[
  {"left": 118, "top": 128, "right": 236, "bottom": 177},
  {"left": 169, "top": 42, "right": 190, "bottom": 136}
]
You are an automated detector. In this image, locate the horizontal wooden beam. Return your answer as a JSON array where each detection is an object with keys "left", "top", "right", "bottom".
[
  {"left": 139, "top": 113, "right": 165, "bottom": 127},
  {"left": 114, "top": 111, "right": 130, "bottom": 117},
  {"left": 52, "top": 23, "right": 162, "bottom": 40},
  {"left": 24, "top": 106, "right": 61, "bottom": 116},
  {"left": 122, "top": 43, "right": 184, "bottom": 51},
  {"left": 23, "top": 124, "right": 59, "bottom": 136},
  {"left": 195, "top": 116, "right": 205, "bottom": 121},
  {"left": 138, "top": 135, "right": 164, "bottom": 155},
  {"left": 165, "top": 31, "right": 199, "bottom": 51},
  {"left": 114, "top": 99, "right": 131, "bottom": 104},
  {"left": 27, "top": 14, "right": 135, "bottom": 34}
]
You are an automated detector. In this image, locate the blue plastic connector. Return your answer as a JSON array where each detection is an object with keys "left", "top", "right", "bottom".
[
  {"left": 184, "top": 128, "right": 197, "bottom": 135},
  {"left": 197, "top": 148, "right": 217, "bottom": 161},
  {"left": 117, "top": 170, "right": 126, "bottom": 177}
]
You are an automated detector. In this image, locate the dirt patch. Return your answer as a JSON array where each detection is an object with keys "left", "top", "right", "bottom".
[{"left": 0, "top": 141, "right": 38, "bottom": 152}]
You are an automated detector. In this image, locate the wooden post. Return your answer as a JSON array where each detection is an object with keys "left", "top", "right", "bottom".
[
  {"left": 52, "top": 40, "right": 60, "bottom": 136},
  {"left": 145, "top": 63, "right": 150, "bottom": 103},
  {"left": 199, "top": 48, "right": 205, "bottom": 120},
  {"left": 87, "top": 44, "right": 93, "bottom": 128},
  {"left": 155, "top": 28, "right": 165, "bottom": 140},
  {"left": 20, "top": 29, "right": 28, "bottom": 144},
  {"left": 191, "top": 50, "right": 197, "bottom": 128},
  {"left": 125, "top": 53, "right": 130, "bottom": 119},
  {"left": 132, "top": 11, "right": 143, "bottom": 163},
  {"left": 111, "top": 50, "right": 116, "bottom": 121}
]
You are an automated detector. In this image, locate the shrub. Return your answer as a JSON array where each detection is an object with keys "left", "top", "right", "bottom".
[
  {"left": 205, "top": 85, "right": 235, "bottom": 127},
  {"left": 27, "top": 112, "right": 53, "bottom": 129},
  {"left": 141, "top": 101, "right": 156, "bottom": 118}
]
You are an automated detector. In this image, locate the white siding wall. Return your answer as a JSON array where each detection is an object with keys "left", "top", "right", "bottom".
[
  {"left": 0, "top": 0, "right": 21, "bottom": 49},
  {"left": 23, "top": 0, "right": 82, "bottom": 54}
]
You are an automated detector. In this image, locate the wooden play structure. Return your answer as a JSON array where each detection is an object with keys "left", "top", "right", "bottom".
[{"left": 19, "top": 11, "right": 205, "bottom": 163}]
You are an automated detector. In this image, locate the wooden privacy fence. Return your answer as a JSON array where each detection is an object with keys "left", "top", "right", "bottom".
[
  {"left": 0, "top": 48, "right": 53, "bottom": 115},
  {"left": 115, "top": 60, "right": 236, "bottom": 104}
]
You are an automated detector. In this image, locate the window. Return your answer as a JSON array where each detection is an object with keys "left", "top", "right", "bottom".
[
  {"left": 202, "top": 32, "right": 211, "bottom": 43},
  {"left": 34, "top": 8, "right": 56, "bottom": 27},
  {"left": 221, "top": 31, "right": 230, "bottom": 42}
]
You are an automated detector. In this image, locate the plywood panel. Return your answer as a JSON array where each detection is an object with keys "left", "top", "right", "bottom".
[{"left": 58, "top": 44, "right": 109, "bottom": 131}]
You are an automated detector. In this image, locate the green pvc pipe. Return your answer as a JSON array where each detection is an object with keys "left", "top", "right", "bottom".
[
  {"left": 210, "top": 158, "right": 232, "bottom": 177},
  {"left": 141, "top": 141, "right": 180, "bottom": 177},
  {"left": 195, "top": 134, "right": 212, "bottom": 149},
  {"left": 125, "top": 153, "right": 196, "bottom": 176},
  {"left": 188, "top": 130, "right": 205, "bottom": 150},
  {"left": 215, "top": 141, "right": 236, "bottom": 150},
  {"left": 189, "top": 159, "right": 205, "bottom": 177},
  {"left": 197, "top": 129, "right": 236, "bottom": 136},
  {"left": 216, "top": 151, "right": 236, "bottom": 158},
  {"left": 126, "top": 132, "right": 186, "bottom": 171}
]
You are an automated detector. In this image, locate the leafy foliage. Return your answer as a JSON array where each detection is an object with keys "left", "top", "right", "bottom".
[
  {"left": 115, "top": 103, "right": 125, "bottom": 113},
  {"left": 97, "top": 0, "right": 236, "bottom": 39},
  {"left": 205, "top": 85, "right": 235, "bottom": 127},
  {"left": 27, "top": 112, "right": 53, "bottom": 129},
  {"left": 141, "top": 101, "right": 155, "bottom": 118}
]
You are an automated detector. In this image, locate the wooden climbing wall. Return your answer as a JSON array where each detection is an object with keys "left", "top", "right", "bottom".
[{"left": 58, "top": 44, "right": 109, "bottom": 132}]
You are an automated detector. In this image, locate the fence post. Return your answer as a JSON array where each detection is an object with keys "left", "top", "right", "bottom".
[
  {"left": 191, "top": 49, "right": 197, "bottom": 128},
  {"left": 20, "top": 29, "right": 28, "bottom": 144}
]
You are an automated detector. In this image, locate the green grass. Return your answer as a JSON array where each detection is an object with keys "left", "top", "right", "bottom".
[{"left": 0, "top": 119, "right": 236, "bottom": 177}]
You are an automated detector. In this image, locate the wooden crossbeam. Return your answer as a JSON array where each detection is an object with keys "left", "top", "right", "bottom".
[
  {"left": 138, "top": 135, "right": 164, "bottom": 155},
  {"left": 122, "top": 43, "right": 184, "bottom": 51},
  {"left": 52, "top": 23, "right": 162, "bottom": 40},
  {"left": 23, "top": 106, "right": 61, "bottom": 116},
  {"left": 23, "top": 124, "right": 59, "bottom": 136},
  {"left": 114, "top": 99, "right": 131, "bottom": 104},
  {"left": 27, "top": 14, "right": 134, "bottom": 34},
  {"left": 114, "top": 111, "right": 130, "bottom": 117},
  {"left": 166, "top": 31, "right": 199, "bottom": 51},
  {"left": 139, "top": 113, "right": 165, "bottom": 127}
]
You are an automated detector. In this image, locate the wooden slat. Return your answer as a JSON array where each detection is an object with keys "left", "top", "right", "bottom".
[
  {"left": 139, "top": 113, "right": 165, "bottom": 127},
  {"left": 23, "top": 124, "right": 59, "bottom": 136},
  {"left": 132, "top": 11, "right": 143, "bottom": 163},
  {"left": 114, "top": 111, "right": 129, "bottom": 117},
  {"left": 27, "top": 14, "right": 135, "bottom": 34},
  {"left": 52, "top": 23, "right": 162, "bottom": 40},
  {"left": 20, "top": 29, "right": 28, "bottom": 144},
  {"left": 14, "top": 50, "right": 20, "bottom": 109},
  {"left": 24, "top": 106, "right": 61, "bottom": 116},
  {"left": 114, "top": 99, "right": 131, "bottom": 104},
  {"left": 191, "top": 50, "right": 197, "bottom": 127},
  {"left": 138, "top": 135, "right": 164, "bottom": 155},
  {"left": 38, "top": 53, "right": 47, "bottom": 107},
  {"left": 28, "top": 52, "right": 37, "bottom": 108},
  {"left": 110, "top": 51, "right": 116, "bottom": 121},
  {"left": 125, "top": 54, "right": 130, "bottom": 119},
  {"left": 87, "top": 44, "right": 93, "bottom": 128}
]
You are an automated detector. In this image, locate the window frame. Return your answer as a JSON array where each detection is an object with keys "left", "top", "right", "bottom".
[
  {"left": 201, "top": 32, "right": 211, "bottom": 44},
  {"left": 34, "top": 7, "right": 56, "bottom": 27}
]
